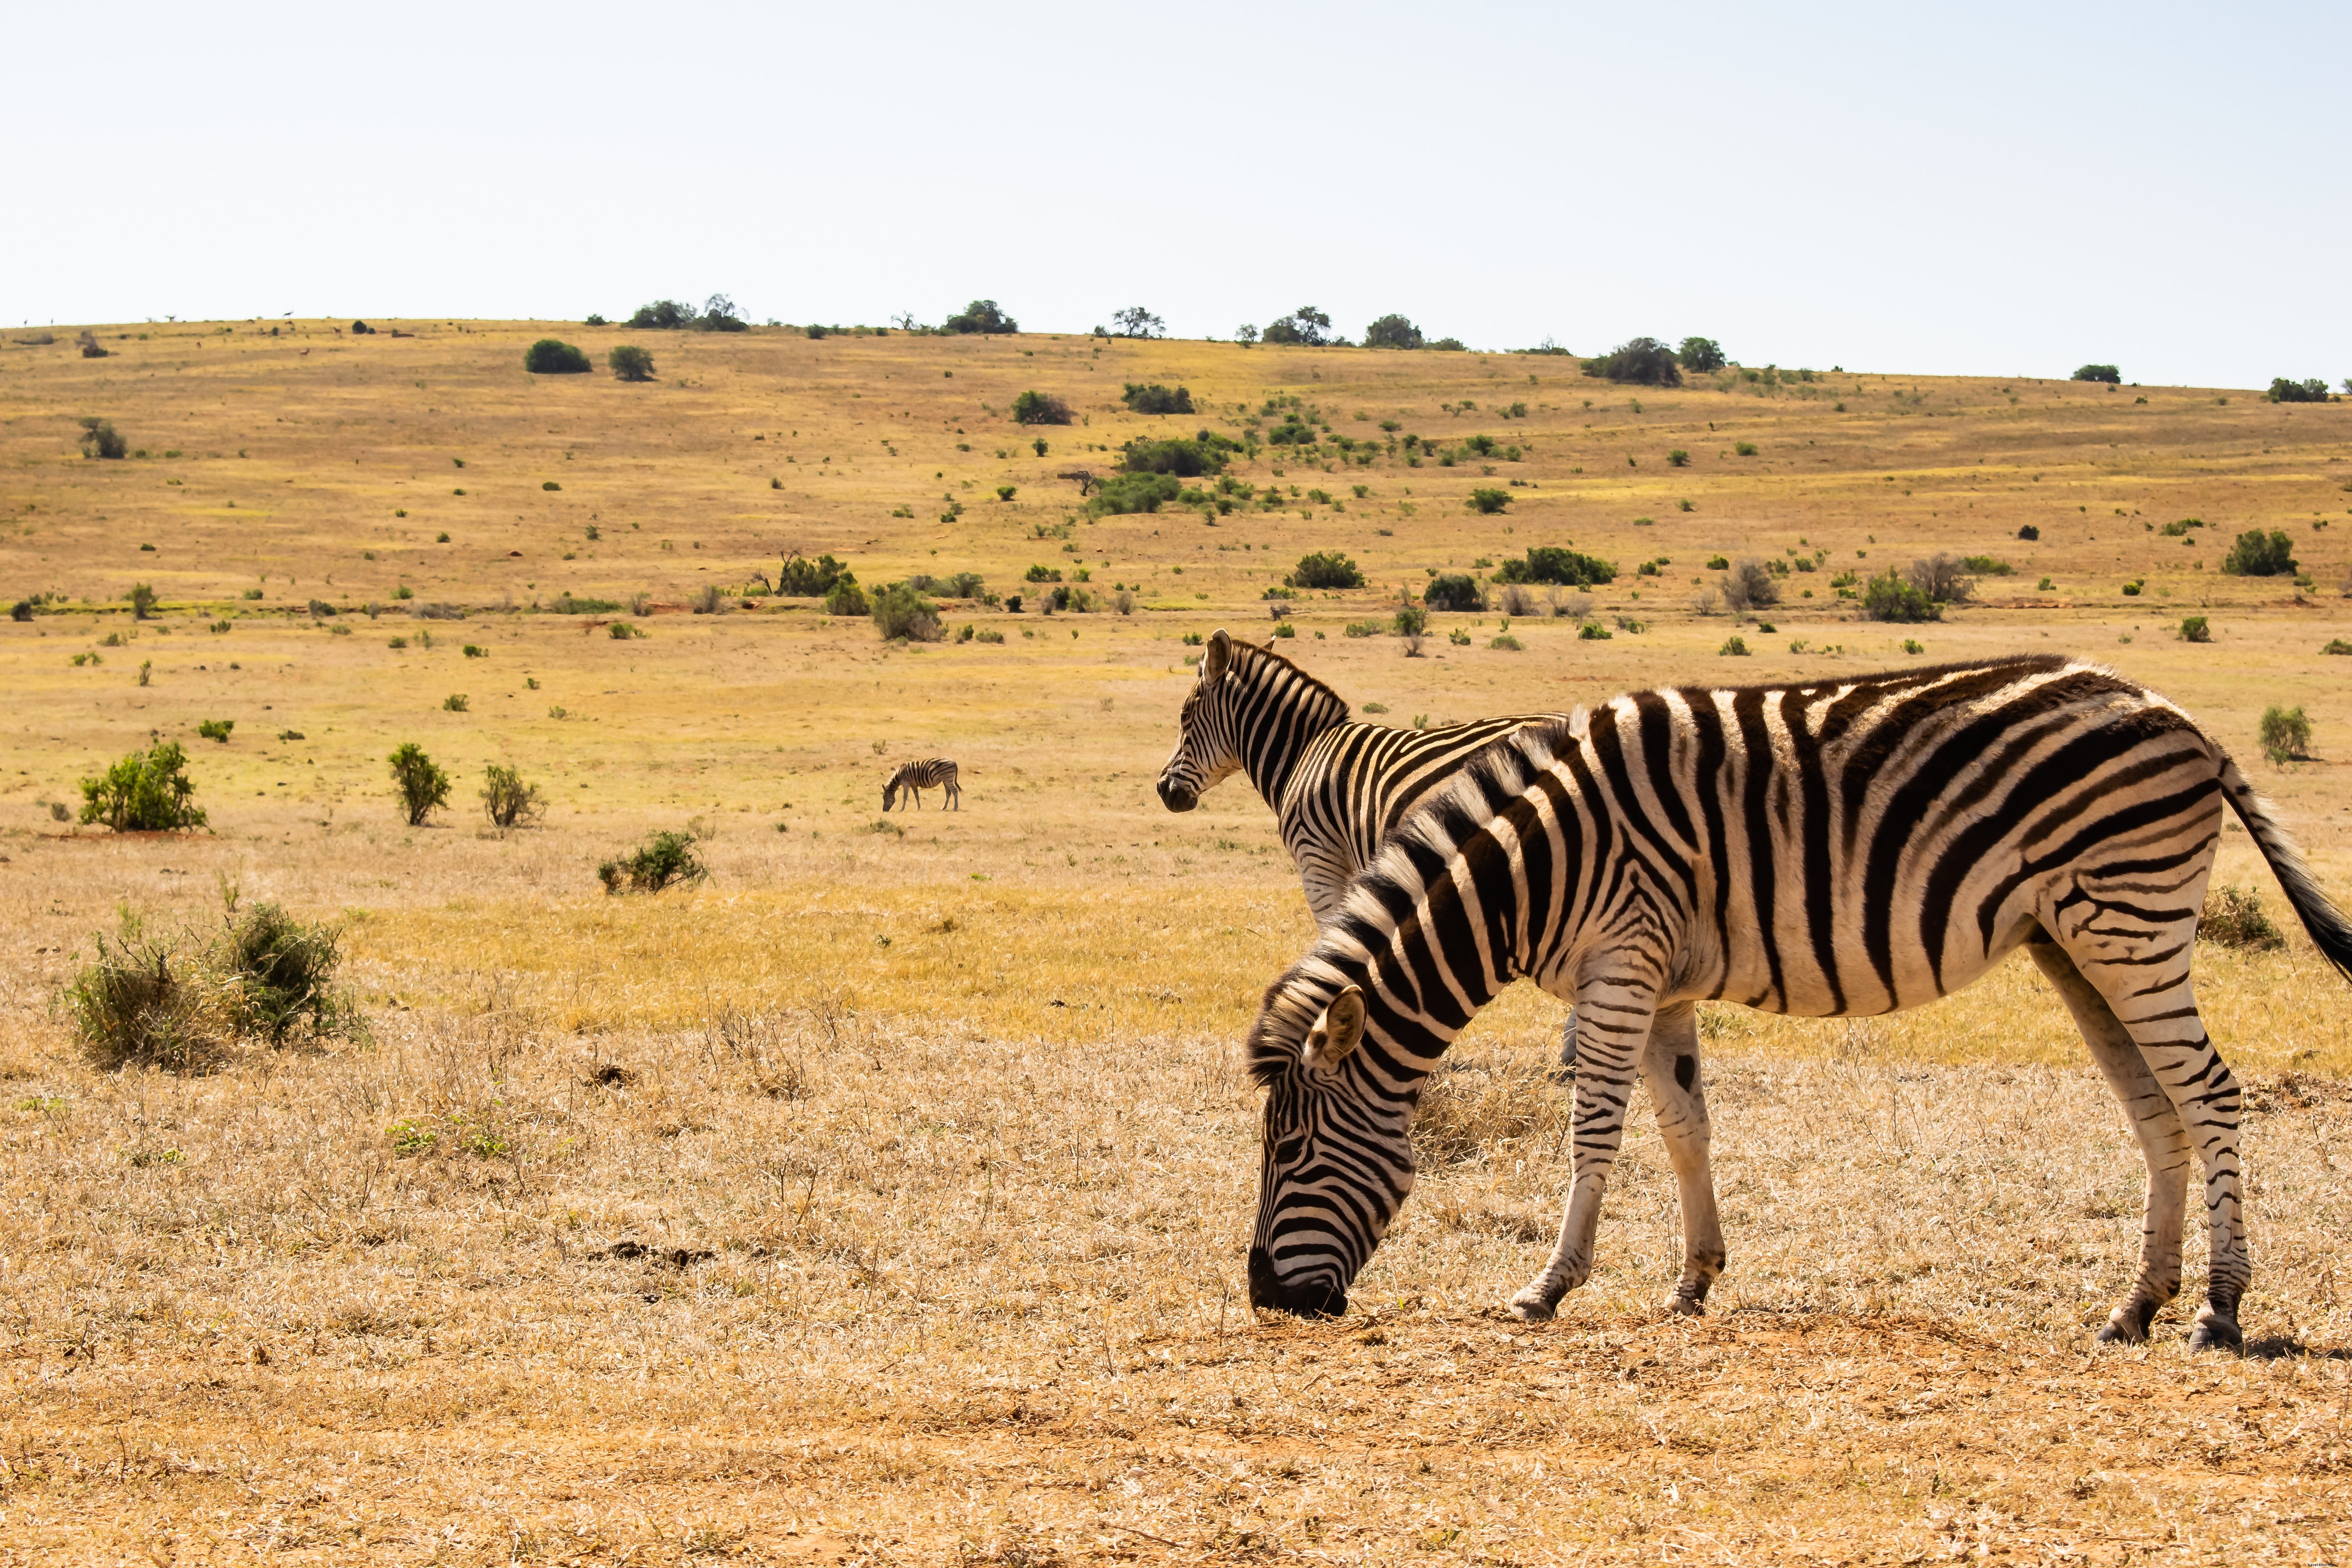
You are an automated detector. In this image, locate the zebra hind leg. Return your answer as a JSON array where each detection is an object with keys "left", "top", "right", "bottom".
[
  {"left": 1635, "top": 1003, "right": 1726, "bottom": 1316},
  {"left": 1509, "top": 979, "right": 1656, "bottom": 1322}
]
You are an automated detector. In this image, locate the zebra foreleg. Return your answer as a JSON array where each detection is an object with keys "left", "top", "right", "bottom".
[
  {"left": 1510, "top": 982, "right": 1655, "bottom": 1322},
  {"left": 1637, "top": 1002, "right": 1725, "bottom": 1316},
  {"left": 2026, "top": 936, "right": 2192, "bottom": 1344}
]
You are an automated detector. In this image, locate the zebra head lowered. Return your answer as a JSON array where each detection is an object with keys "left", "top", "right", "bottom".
[
  {"left": 1245, "top": 951, "right": 1456, "bottom": 1317},
  {"left": 1156, "top": 629, "right": 1349, "bottom": 813}
]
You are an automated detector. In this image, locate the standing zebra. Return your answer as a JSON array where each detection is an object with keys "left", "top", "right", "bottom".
[
  {"left": 1243, "top": 657, "right": 2352, "bottom": 1351},
  {"left": 882, "top": 758, "right": 961, "bottom": 811},
  {"left": 1155, "top": 629, "right": 1584, "bottom": 1063}
]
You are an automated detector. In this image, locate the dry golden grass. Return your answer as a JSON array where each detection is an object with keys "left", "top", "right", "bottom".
[{"left": 3, "top": 320, "right": 2352, "bottom": 1560}]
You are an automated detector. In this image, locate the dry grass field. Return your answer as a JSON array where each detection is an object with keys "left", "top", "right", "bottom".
[{"left": 3, "top": 318, "right": 2351, "bottom": 1563}]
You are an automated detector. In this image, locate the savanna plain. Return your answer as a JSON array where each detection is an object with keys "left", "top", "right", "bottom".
[{"left": 4, "top": 318, "right": 2352, "bottom": 1564}]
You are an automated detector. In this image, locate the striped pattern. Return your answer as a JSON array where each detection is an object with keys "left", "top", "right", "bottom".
[
  {"left": 882, "top": 757, "right": 960, "bottom": 811},
  {"left": 1243, "top": 657, "right": 2352, "bottom": 1351},
  {"left": 1155, "top": 632, "right": 1566, "bottom": 924}
]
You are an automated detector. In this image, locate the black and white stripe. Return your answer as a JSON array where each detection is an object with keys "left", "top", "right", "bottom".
[
  {"left": 882, "top": 757, "right": 960, "bottom": 811},
  {"left": 1243, "top": 656, "right": 2352, "bottom": 1351}
]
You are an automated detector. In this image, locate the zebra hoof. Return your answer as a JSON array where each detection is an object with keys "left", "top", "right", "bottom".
[
  {"left": 1507, "top": 1289, "right": 1559, "bottom": 1323},
  {"left": 2187, "top": 1312, "right": 2243, "bottom": 1353},
  {"left": 1663, "top": 1293, "right": 1706, "bottom": 1318},
  {"left": 2096, "top": 1298, "right": 2159, "bottom": 1346}
]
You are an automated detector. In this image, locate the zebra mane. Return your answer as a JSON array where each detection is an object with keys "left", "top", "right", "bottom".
[{"left": 1223, "top": 638, "right": 1351, "bottom": 720}]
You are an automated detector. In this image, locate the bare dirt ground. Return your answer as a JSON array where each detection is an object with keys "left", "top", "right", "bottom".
[{"left": 3, "top": 320, "right": 2350, "bottom": 1561}]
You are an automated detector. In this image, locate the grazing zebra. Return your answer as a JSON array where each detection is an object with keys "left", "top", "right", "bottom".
[
  {"left": 1155, "top": 629, "right": 1584, "bottom": 1064},
  {"left": 882, "top": 758, "right": 960, "bottom": 811},
  {"left": 1243, "top": 657, "right": 2352, "bottom": 1352}
]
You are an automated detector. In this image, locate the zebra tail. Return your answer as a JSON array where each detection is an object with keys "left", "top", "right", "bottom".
[{"left": 2217, "top": 752, "right": 2352, "bottom": 984}]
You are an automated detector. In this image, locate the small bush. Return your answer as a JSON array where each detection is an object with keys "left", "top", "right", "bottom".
[
  {"left": 1722, "top": 559, "right": 1782, "bottom": 613},
  {"left": 1719, "top": 635, "right": 1750, "bottom": 656},
  {"left": 1494, "top": 546, "right": 1615, "bottom": 587},
  {"left": 1466, "top": 487, "right": 1512, "bottom": 514},
  {"left": 1902, "top": 638, "right": 1926, "bottom": 655},
  {"left": 2018, "top": 524, "right": 2040, "bottom": 541},
  {"left": 1582, "top": 337, "right": 1681, "bottom": 386},
  {"left": 1489, "top": 633, "right": 1523, "bottom": 650},
  {"left": 1733, "top": 440, "right": 1759, "bottom": 457},
  {"left": 1666, "top": 448, "right": 1690, "bottom": 467},
  {"left": 1121, "top": 383, "right": 1194, "bottom": 415},
  {"left": 1579, "top": 621, "right": 1612, "bottom": 641},
  {"left": 2179, "top": 615, "right": 2212, "bottom": 643},
  {"left": 2199, "top": 885, "right": 2285, "bottom": 951},
  {"left": 442, "top": 693, "right": 469, "bottom": 712},
  {"left": 607, "top": 344, "right": 656, "bottom": 382},
  {"left": 78, "top": 742, "right": 208, "bottom": 832},
  {"left": 1906, "top": 553, "right": 1976, "bottom": 604},
  {"left": 2323, "top": 639, "right": 2352, "bottom": 655},
  {"left": 551, "top": 592, "right": 622, "bottom": 614},
  {"left": 870, "top": 581, "right": 943, "bottom": 642},
  {"left": 524, "top": 339, "right": 592, "bottom": 374},
  {"left": 1862, "top": 568, "right": 1939, "bottom": 622},
  {"left": 388, "top": 742, "right": 452, "bottom": 826},
  {"left": 778, "top": 552, "right": 851, "bottom": 596},
  {"left": 77, "top": 330, "right": 108, "bottom": 359},
  {"left": 127, "top": 582, "right": 159, "bottom": 620},
  {"left": 80, "top": 417, "right": 129, "bottom": 459},
  {"left": 824, "top": 577, "right": 869, "bottom": 617},
  {"left": 1958, "top": 555, "right": 2012, "bottom": 576},
  {"left": 480, "top": 764, "right": 543, "bottom": 829},
  {"left": 1012, "top": 390, "right": 1074, "bottom": 425},
  {"left": 2221, "top": 528, "right": 2298, "bottom": 577},
  {"left": 66, "top": 899, "right": 361, "bottom": 1071},
  {"left": 2259, "top": 704, "right": 2313, "bottom": 765},
  {"left": 1423, "top": 573, "right": 1484, "bottom": 612},
  {"left": 1291, "top": 551, "right": 1365, "bottom": 590},
  {"left": 1393, "top": 604, "right": 1428, "bottom": 650},
  {"left": 2072, "top": 364, "right": 2121, "bottom": 384},
  {"left": 462, "top": 642, "right": 487, "bottom": 657},
  {"left": 598, "top": 829, "right": 710, "bottom": 894},
  {"left": 196, "top": 719, "right": 234, "bottom": 743},
  {"left": 690, "top": 584, "right": 726, "bottom": 615},
  {"left": 608, "top": 620, "right": 645, "bottom": 640}
]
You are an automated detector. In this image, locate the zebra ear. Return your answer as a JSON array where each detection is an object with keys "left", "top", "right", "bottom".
[
  {"left": 1201, "top": 628, "right": 1233, "bottom": 684},
  {"left": 1304, "top": 985, "right": 1367, "bottom": 1071}
]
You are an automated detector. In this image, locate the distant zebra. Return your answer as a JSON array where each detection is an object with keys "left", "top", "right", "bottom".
[
  {"left": 1155, "top": 630, "right": 1584, "bottom": 1063},
  {"left": 1243, "top": 657, "right": 2352, "bottom": 1352},
  {"left": 882, "top": 758, "right": 960, "bottom": 811}
]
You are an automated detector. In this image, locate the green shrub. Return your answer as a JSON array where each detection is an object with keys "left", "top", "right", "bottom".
[
  {"left": 1012, "top": 390, "right": 1074, "bottom": 425},
  {"left": 1494, "top": 546, "right": 1615, "bottom": 586},
  {"left": 442, "top": 693, "right": 468, "bottom": 712},
  {"left": 1733, "top": 441, "right": 1759, "bottom": 457},
  {"left": 1677, "top": 337, "right": 1726, "bottom": 372},
  {"left": 824, "top": 577, "right": 869, "bottom": 616},
  {"left": 945, "top": 299, "right": 1017, "bottom": 334},
  {"left": 778, "top": 553, "right": 851, "bottom": 596},
  {"left": 1363, "top": 314, "right": 1424, "bottom": 350},
  {"left": 2072, "top": 364, "right": 2121, "bottom": 384},
  {"left": 1862, "top": 569, "right": 1939, "bottom": 622},
  {"left": 1581, "top": 337, "right": 1681, "bottom": 386},
  {"left": 79, "top": 417, "right": 127, "bottom": 459},
  {"left": 1259, "top": 307, "right": 1332, "bottom": 346},
  {"left": 1424, "top": 573, "right": 1483, "bottom": 611},
  {"left": 626, "top": 299, "right": 696, "bottom": 329},
  {"left": 1719, "top": 635, "right": 1750, "bottom": 656},
  {"left": 1579, "top": 621, "right": 1612, "bottom": 641},
  {"left": 551, "top": 592, "right": 622, "bottom": 614},
  {"left": 1120, "top": 435, "right": 1234, "bottom": 477},
  {"left": 2179, "top": 615, "right": 2212, "bottom": 644},
  {"left": 694, "top": 293, "right": 747, "bottom": 332},
  {"left": 388, "top": 742, "right": 451, "bottom": 826},
  {"left": 1958, "top": 556, "right": 2013, "bottom": 575},
  {"left": 598, "top": 829, "right": 710, "bottom": 893},
  {"left": 1466, "top": 488, "right": 1511, "bottom": 515},
  {"left": 1489, "top": 633, "right": 1522, "bottom": 650},
  {"left": 196, "top": 719, "right": 233, "bottom": 743},
  {"left": 2199, "top": 885, "right": 2285, "bottom": 951},
  {"left": 2323, "top": 639, "right": 2352, "bottom": 655},
  {"left": 2267, "top": 377, "right": 2330, "bottom": 404},
  {"left": 65, "top": 898, "right": 361, "bottom": 1071},
  {"left": 1666, "top": 448, "right": 1690, "bottom": 467},
  {"left": 480, "top": 764, "right": 543, "bottom": 829},
  {"left": 125, "top": 582, "right": 158, "bottom": 620},
  {"left": 2018, "top": 524, "right": 2040, "bottom": 540},
  {"left": 1392, "top": 604, "right": 1428, "bottom": 638},
  {"left": 1122, "top": 383, "right": 1194, "bottom": 415},
  {"left": 607, "top": 344, "right": 656, "bottom": 382},
  {"left": 1343, "top": 620, "right": 1386, "bottom": 638},
  {"left": 1902, "top": 638, "right": 1925, "bottom": 655},
  {"left": 870, "top": 581, "right": 943, "bottom": 642},
  {"left": 524, "top": 339, "right": 592, "bottom": 374},
  {"left": 1291, "top": 551, "right": 1365, "bottom": 590},
  {"left": 2259, "top": 704, "right": 2313, "bottom": 765},
  {"left": 78, "top": 742, "right": 208, "bottom": 832},
  {"left": 2221, "top": 528, "right": 2297, "bottom": 577}
]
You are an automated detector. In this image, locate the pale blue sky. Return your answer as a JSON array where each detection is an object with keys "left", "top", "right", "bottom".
[{"left": 6, "top": 1, "right": 2344, "bottom": 389}]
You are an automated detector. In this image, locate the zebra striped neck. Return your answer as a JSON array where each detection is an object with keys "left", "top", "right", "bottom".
[{"left": 1222, "top": 644, "right": 1352, "bottom": 809}]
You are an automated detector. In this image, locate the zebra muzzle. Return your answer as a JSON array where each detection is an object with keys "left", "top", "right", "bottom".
[
  {"left": 1156, "top": 776, "right": 1198, "bottom": 812},
  {"left": 1247, "top": 1246, "right": 1347, "bottom": 1318}
]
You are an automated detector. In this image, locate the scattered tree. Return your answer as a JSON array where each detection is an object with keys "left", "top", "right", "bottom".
[
  {"left": 1722, "top": 559, "right": 1782, "bottom": 613},
  {"left": 1906, "top": 552, "right": 1976, "bottom": 605},
  {"left": 126, "top": 582, "right": 158, "bottom": 620},
  {"left": 608, "top": 344, "right": 656, "bottom": 382},
  {"left": 696, "top": 293, "right": 748, "bottom": 332},
  {"left": 1363, "top": 314, "right": 1425, "bottom": 350},
  {"left": 869, "top": 582, "right": 942, "bottom": 642},
  {"left": 481, "top": 764, "right": 543, "bottom": 829},
  {"left": 2072, "top": 363, "right": 2122, "bottom": 383},
  {"left": 1393, "top": 604, "right": 1428, "bottom": 655},
  {"left": 1861, "top": 568, "right": 1939, "bottom": 622},
  {"left": 1234, "top": 323, "right": 1260, "bottom": 345},
  {"left": 2267, "top": 377, "right": 2331, "bottom": 404},
  {"left": 1120, "top": 383, "right": 1194, "bottom": 415},
  {"left": 1466, "top": 488, "right": 1512, "bottom": 514},
  {"left": 2221, "top": 528, "right": 2298, "bottom": 577},
  {"left": 823, "top": 577, "right": 869, "bottom": 616},
  {"left": 388, "top": 742, "right": 452, "bottom": 826},
  {"left": 524, "top": 338, "right": 592, "bottom": 374},
  {"left": 598, "top": 829, "right": 710, "bottom": 894},
  {"left": 626, "top": 299, "right": 697, "bottom": 329},
  {"left": 1011, "top": 389, "right": 1074, "bottom": 425},
  {"left": 78, "top": 742, "right": 208, "bottom": 832},
  {"left": 1423, "top": 573, "right": 1484, "bottom": 612},
  {"left": 778, "top": 552, "right": 851, "bottom": 596},
  {"left": 1259, "top": 306, "right": 1332, "bottom": 347},
  {"left": 1493, "top": 546, "right": 1615, "bottom": 586},
  {"left": 350, "top": 320, "right": 374, "bottom": 335},
  {"left": 78, "top": 417, "right": 127, "bottom": 459},
  {"left": 945, "top": 299, "right": 1018, "bottom": 334},
  {"left": 1677, "top": 337, "right": 1726, "bottom": 372},
  {"left": 1583, "top": 337, "right": 1682, "bottom": 386},
  {"left": 1112, "top": 306, "right": 1164, "bottom": 338},
  {"left": 2259, "top": 704, "right": 2314, "bottom": 765}
]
